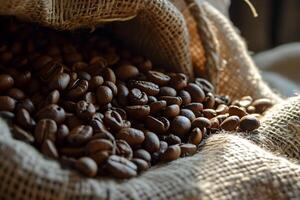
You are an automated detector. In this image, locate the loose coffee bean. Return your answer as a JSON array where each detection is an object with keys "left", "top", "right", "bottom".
[
  {"left": 178, "top": 90, "right": 191, "bottom": 106},
  {"left": 76, "top": 100, "right": 96, "bottom": 120},
  {"left": 148, "top": 96, "right": 157, "bottom": 103},
  {"left": 77, "top": 71, "right": 91, "bottom": 81},
  {"left": 239, "top": 115, "right": 260, "bottom": 131},
  {"left": 115, "top": 64, "right": 139, "bottom": 80},
  {"left": 215, "top": 114, "right": 229, "bottom": 124},
  {"left": 133, "top": 149, "right": 152, "bottom": 163},
  {"left": 210, "top": 117, "right": 220, "bottom": 129},
  {"left": 86, "top": 139, "right": 114, "bottom": 155},
  {"left": 88, "top": 75, "right": 104, "bottom": 90},
  {"left": 128, "top": 88, "right": 148, "bottom": 105},
  {"left": 169, "top": 73, "right": 187, "bottom": 90},
  {"left": 194, "top": 78, "right": 214, "bottom": 93},
  {"left": 128, "top": 80, "right": 159, "bottom": 96},
  {"left": 125, "top": 105, "right": 150, "bottom": 119},
  {"left": 116, "top": 83, "right": 129, "bottom": 106},
  {"left": 0, "top": 111, "right": 15, "bottom": 121},
  {"left": 186, "top": 83, "right": 205, "bottom": 103},
  {"left": 66, "top": 79, "right": 89, "bottom": 99},
  {"left": 147, "top": 70, "right": 170, "bottom": 86},
  {"left": 106, "top": 155, "right": 137, "bottom": 179},
  {"left": 7, "top": 88, "right": 25, "bottom": 100},
  {"left": 89, "top": 151, "right": 110, "bottom": 165},
  {"left": 131, "top": 158, "right": 149, "bottom": 172},
  {"left": 35, "top": 119, "right": 57, "bottom": 144},
  {"left": 36, "top": 104, "right": 66, "bottom": 124},
  {"left": 203, "top": 93, "right": 215, "bottom": 109},
  {"left": 96, "top": 86, "right": 113, "bottom": 106},
  {"left": 16, "top": 108, "right": 35, "bottom": 129},
  {"left": 104, "top": 110, "right": 124, "bottom": 131},
  {"left": 247, "top": 106, "right": 256, "bottom": 114},
  {"left": 143, "top": 131, "right": 160, "bottom": 153},
  {"left": 49, "top": 73, "right": 70, "bottom": 91},
  {"left": 164, "top": 134, "right": 182, "bottom": 145},
  {"left": 215, "top": 104, "right": 229, "bottom": 115},
  {"left": 158, "top": 87, "right": 177, "bottom": 97},
  {"left": 0, "top": 74, "right": 14, "bottom": 92},
  {"left": 228, "top": 105, "right": 247, "bottom": 118},
  {"left": 41, "top": 139, "right": 59, "bottom": 158},
  {"left": 116, "top": 128, "right": 145, "bottom": 146},
  {"left": 238, "top": 96, "right": 253, "bottom": 108},
  {"left": 192, "top": 117, "right": 212, "bottom": 129},
  {"left": 102, "top": 67, "right": 116, "bottom": 83},
  {"left": 59, "top": 147, "right": 86, "bottom": 158},
  {"left": 104, "top": 81, "right": 118, "bottom": 96},
  {"left": 180, "top": 143, "right": 197, "bottom": 156},
  {"left": 149, "top": 100, "right": 167, "bottom": 114},
  {"left": 220, "top": 116, "right": 240, "bottom": 131},
  {"left": 163, "top": 104, "right": 180, "bottom": 118},
  {"left": 184, "top": 103, "right": 203, "bottom": 117},
  {"left": 179, "top": 109, "right": 196, "bottom": 122},
  {"left": 202, "top": 109, "right": 217, "bottom": 119},
  {"left": 12, "top": 125, "right": 35, "bottom": 143},
  {"left": 90, "top": 117, "right": 109, "bottom": 134},
  {"left": 158, "top": 96, "right": 182, "bottom": 106},
  {"left": 188, "top": 128, "right": 203, "bottom": 145},
  {"left": 56, "top": 124, "right": 69, "bottom": 145},
  {"left": 16, "top": 98, "right": 35, "bottom": 113},
  {"left": 0, "top": 96, "right": 16, "bottom": 111},
  {"left": 45, "top": 90, "right": 60, "bottom": 105},
  {"left": 170, "top": 116, "right": 191, "bottom": 137},
  {"left": 67, "top": 125, "right": 93, "bottom": 146},
  {"left": 75, "top": 157, "right": 98, "bottom": 177},
  {"left": 116, "top": 140, "right": 133, "bottom": 159},
  {"left": 252, "top": 98, "right": 273, "bottom": 114},
  {"left": 160, "top": 145, "right": 181, "bottom": 162},
  {"left": 146, "top": 116, "right": 170, "bottom": 134}
]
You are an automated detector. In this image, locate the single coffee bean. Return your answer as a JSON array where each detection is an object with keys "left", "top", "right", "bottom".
[
  {"left": 186, "top": 83, "right": 205, "bottom": 103},
  {"left": 188, "top": 128, "right": 203, "bottom": 145},
  {"left": 210, "top": 117, "right": 220, "bottom": 129},
  {"left": 164, "top": 134, "right": 182, "bottom": 145},
  {"left": 147, "top": 70, "right": 170, "bottom": 86},
  {"left": 0, "top": 74, "right": 14, "bottom": 92},
  {"left": 36, "top": 104, "right": 66, "bottom": 124},
  {"left": 158, "top": 86, "right": 177, "bottom": 97},
  {"left": 158, "top": 96, "right": 182, "bottom": 106},
  {"left": 228, "top": 105, "right": 247, "bottom": 118},
  {"left": 12, "top": 125, "right": 34, "bottom": 143},
  {"left": 128, "top": 88, "right": 148, "bottom": 105},
  {"left": 131, "top": 158, "right": 149, "bottom": 172},
  {"left": 102, "top": 67, "right": 116, "bottom": 83},
  {"left": 115, "top": 64, "right": 139, "bottom": 80},
  {"left": 60, "top": 100, "right": 76, "bottom": 113},
  {"left": 116, "top": 140, "right": 133, "bottom": 159},
  {"left": 192, "top": 117, "right": 212, "bottom": 129},
  {"left": 149, "top": 100, "right": 167, "bottom": 114},
  {"left": 45, "top": 90, "right": 60, "bottom": 105},
  {"left": 88, "top": 75, "right": 104, "bottom": 90},
  {"left": 163, "top": 104, "right": 180, "bottom": 118},
  {"left": 67, "top": 72, "right": 78, "bottom": 89},
  {"left": 0, "top": 111, "right": 15, "bottom": 122},
  {"left": 0, "top": 96, "right": 16, "bottom": 111},
  {"left": 106, "top": 155, "right": 137, "bottom": 179},
  {"left": 179, "top": 109, "right": 196, "bottom": 122},
  {"left": 194, "top": 78, "right": 214, "bottom": 93},
  {"left": 220, "top": 116, "right": 240, "bottom": 131},
  {"left": 169, "top": 73, "right": 187, "bottom": 90},
  {"left": 178, "top": 90, "right": 191, "bottom": 106},
  {"left": 216, "top": 114, "right": 229, "bottom": 124},
  {"left": 7, "top": 88, "right": 25, "bottom": 100},
  {"left": 35, "top": 119, "right": 57, "bottom": 144},
  {"left": 203, "top": 93, "right": 215, "bottom": 109},
  {"left": 125, "top": 105, "right": 150, "bottom": 119},
  {"left": 75, "top": 157, "right": 98, "bottom": 177},
  {"left": 59, "top": 146, "right": 86, "bottom": 158},
  {"left": 104, "top": 110, "right": 124, "bottom": 131},
  {"left": 146, "top": 116, "right": 170, "bottom": 134},
  {"left": 67, "top": 125, "right": 93, "bottom": 146},
  {"left": 104, "top": 81, "right": 118, "bottom": 96},
  {"left": 239, "top": 115, "right": 260, "bottom": 131},
  {"left": 215, "top": 104, "right": 229, "bottom": 115},
  {"left": 16, "top": 108, "right": 35, "bottom": 129},
  {"left": 96, "top": 86, "right": 113, "bottom": 106},
  {"left": 143, "top": 131, "right": 160, "bottom": 153},
  {"left": 86, "top": 139, "right": 114, "bottom": 155},
  {"left": 16, "top": 98, "right": 35, "bottom": 113},
  {"left": 75, "top": 100, "right": 96, "bottom": 120},
  {"left": 116, "top": 128, "right": 145, "bottom": 145},
  {"left": 247, "top": 106, "right": 256, "bottom": 114},
  {"left": 89, "top": 150, "right": 111, "bottom": 165},
  {"left": 49, "top": 73, "right": 70, "bottom": 90},
  {"left": 180, "top": 143, "right": 197, "bottom": 156},
  {"left": 41, "top": 139, "right": 59, "bottom": 158},
  {"left": 160, "top": 145, "right": 181, "bottom": 162},
  {"left": 116, "top": 83, "right": 129, "bottom": 106},
  {"left": 56, "top": 124, "right": 69, "bottom": 145},
  {"left": 66, "top": 79, "right": 89, "bottom": 99},
  {"left": 202, "top": 109, "right": 217, "bottom": 119},
  {"left": 77, "top": 71, "right": 91, "bottom": 81},
  {"left": 138, "top": 59, "right": 152, "bottom": 72},
  {"left": 90, "top": 117, "right": 109, "bottom": 134},
  {"left": 39, "top": 62, "right": 64, "bottom": 82},
  {"left": 128, "top": 80, "right": 159, "bottom": 96},
  {"left": 148, "top": 96, "right": 157, "bottom": 103},
  {"left": 238, "top": 96, "right": 253, "bottom": 108},
  {"left": 184, "top": 103, "right": 203, "bottom": 117},
  {"left": 133, "top": 149, "right": 152, "bottom": 163},
  {"left": 252, "top": 98, "right": 273, "bottom": 114},
  {"left": 170, "top": 116, "right": 191, "bottom": 137}
]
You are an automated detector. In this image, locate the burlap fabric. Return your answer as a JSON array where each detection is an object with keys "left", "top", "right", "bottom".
[{"left": 0, "top": 0, "right": 299, "bottom": 199}]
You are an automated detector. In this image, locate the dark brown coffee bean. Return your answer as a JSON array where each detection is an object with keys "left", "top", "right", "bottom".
[
  {"left": 215, "top": 104, "right": 229, "bottom": 115},
  {"left": 104, "top": 81, "right": 118, "bottom": 96},
  {"left": 115, "top": 64, "right": 139, "bottom": 80},
  {"left": 89, "top": 150, "right": 110, "bottom": 165},
  {"left": 0, "top": 111, "right": 15, "bottom": 121},
  {"left": 147, "top": 70, "right": 170, "bottom": 86},
  {"left": 126, "top": 105, "right": 150, "bottom": 119},
  {"left": 102, "top": 67, "right": 116, "bottom": 83},
  {"left": 88, "top": 75, "right": 104, "bottom": 90},
  {"left": 0, "top": 96, "right": 16, "bottom": 111},
  {"left": 158, "top": 96, "right": 182, "bottom": 106},
  {"left": 33, "top": 55, "right": 53, "bottom": 70},
  {"left": 36, "top": 104, "right": 66, "bottom": 124},
  {"left": 116, "top": 128, "right": 145, "bottom": 145},
  {"left": 188, "top": 128, "right": 203, "bottom": 145},
  {"left": 170, "top": 116, "right": 191, "bottom": 137},
  {"left": 184, "top": 103, "right": 203, "bottom": 117},
  {"left": 111, "top": 107, "right": 127, "bottom": 120},
  {"left": 16, "top": 108, "right": 35, "bottom": 129},
  {"left": 178, "top": 90, "right": 191, "bottom": 106},
  {"left": 143, "top": 131, "right": 160, "bottom": 153},
  {"left": 131, "top": 158, "right": 150, "bottom": 172},
  {"left": 128, "top": 88, "right": 148, "bottom": 105},
  {"left": 146, "top": 116, "right": 170, "bottom": 134},
  {"left": 203, "top": 92, "right": 215, "bottom": 109},
  {"left": 186, "top": 83, "right": 205, "bottom": 103},
  {"left": 164, "top": 134, "right": 182, "bottom": 145},
  {"left": 163, "top": 104, "right": 180, "bottom": 118},
  {"left": 39, "top": 62, "right": 64, "bottom": 82},
  {"left": 66, "top": 79, "right": 89, "bottom": 99},
  {"left": 67, "top": 125, "right": 93, "bottom": 145},
  {"left": 75, "top": 157, "right": 98, "bottom": 177},
  {"left": 160, "top": 145, "right": 181, "bottom": 162},
  {"left": 116, "top": 140, "right": 133, "bottom": 159},
  {"left": 169, "top": 73, "right": 188, "bottom": 90},
  {"left": 106, "top": 155, "right": 137, "bottom": 178},
  {"left": 86, "top": 139, "right": 114, "bottom": 155},
  {"left": 77, "top": 71, "right": 91, "bottom": 81},
  {"left": 252, "top": 98, "right": 273, "bottom": 113},
  {"left": 12, "top": 125, "right": 34, "bottom": 143},
  {"left": 71, "top": 62, "right": 88, "bottom": 71},
  {"left": 7, "top": 88, "right": 25, "bottom": 100},
  {"left": 90, "top": 117, "right": 109, "bottom": 134},
  {"left": 59, "top": 147, "right": 86, "bottom": 158},
  {"left": 45, "top": 90, "right": 60, "bottom": 105},
  {"left": 96, "top": 86, "right": 113, "bottom": 106},
  {"left": 239, "top": 115, "right": 260, "bottom": 131},
  {"left": 220, "top": 116, "right": 240, "bottom": 131},
  {"left": 192, "top": 117, "right": 212, "bottom": 129},
  {"left": 158, "top": 87, "right": 177, "bottom": 97},
  {"left": 104, "top": 110, "right": 124, "bottom": 131},
  {"left": 41, "top": 139, "right": 59, "bottom": 158},
  {"left": 202, "top": 109, "right": 217, "bottom": 119},
  {"left": 48, "top": 73, "right": 70, "bottom": 91},
  {"left": 180, "top": 143, "right": 197, "bottom": 156},
  {"left": 133, "top": 149, "right": 151, "bottom": 163},
  {"left": 35, "top": 119, "right": 57, "bottom": 144},
  {"left": 56, "top": 124, "right": 69, "bottom": 145},
  {"left": 194, "top": 78, "right": 214, "bottom": 93},
  {"left": 149, "top": 100, "right": 167, "bottom": 114},
  {"left": 75, "top": 100, "right": 96, "bottom": 120},
  {"left": 128, "top": 80, "right": 159, "bottom": 96},
  {"left": 16, "top": 98, "right": 35, "bottom": 113},
  {"left": 116, "top": 83, "right": 129, "bottom": 106},
  {"left": 216, "top": 114, "right": 229, "bottom": 124},
  {"left": 179, "top": 109, "right": 196, "bottom": 122},
  {"left": 60, "top": 100, "right": 76, "bottom": 113},
  {"left": 228, "top": 105, "right": 247, "bottom": 118},
  {"left": 148, "top": 96, "right": 157, "bottom": 103}
]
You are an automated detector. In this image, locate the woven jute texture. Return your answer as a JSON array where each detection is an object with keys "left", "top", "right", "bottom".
[{"left": 0, "top": 0, "right": 299, "bottom": 199}]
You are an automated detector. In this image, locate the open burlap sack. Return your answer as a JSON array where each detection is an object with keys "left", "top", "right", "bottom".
[{"left": 0, "top": 0, "right": 299, "bottom": 199}]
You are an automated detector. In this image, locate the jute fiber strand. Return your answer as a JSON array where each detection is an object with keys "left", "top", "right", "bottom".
[{"left": 0, "top": 0, "right": 300, "bottom": 199}]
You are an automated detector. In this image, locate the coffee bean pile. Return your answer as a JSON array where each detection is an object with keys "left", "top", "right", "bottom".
[{"left": 0, "top": 20, "right": 274, "bottom": 178}]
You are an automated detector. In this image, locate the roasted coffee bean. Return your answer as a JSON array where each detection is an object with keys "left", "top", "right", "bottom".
[
  {"left": 202, "top": 109, "right": 217, "bottom": 119},
  {"left": 102, "top": 67, "right": 116, "bottom": 83},
  {"left": 72, "top": 62, "right": 88, "bottom": 71},
  {"left": 164, "top": 134, "right": 182, "bottom": 145},
  {"left": 163, "top": 104, "right": 180, "bottom": 118},
  {"left": 210, "top": 117, "right": 220, "bottom": 129},
  {"left": 215, "top": 114, "right": 229, "bottom": 124},
  {"left": 115, "top": 64, "right": 139, "bottom": 80},
  {"left": 170, "top": 116, "right": 191, "bottom": 137},
  {"left": 16, "top": 98, "right": 35, "bottom": 113},
  {"left": 239, "top": 115, "right": 260, "bottom": 131},
  {"left": 192, "top": 117, "right": 212, "bottom": 129},
  {"left": 158, "top": 96, "right": 182, "bottom": 106},
  {"left": 106, "top": 155, "right": 137, "bottom": 178},
  {"left": 220, "top": 116, "right": 240, "bottom": 131},
  {"left": 252, "top": 98, "right": 273, "bottom": 114},
  {"left": 104, "top": 110, "right": 124, "bottom": 131},
  {"left": 188, "top": 128, "right": 203, "bottom": 145},
  {"left": 35, "top": 119, "right": 57, "bottom": 144},
  {"left": 86, "top": 139, "right": 114, "bottom": 155},
  {"left": 116, "top": 83, "right": 129, "bottom": 106},
  {"left": 203, "top": 93, "right": 215, "bottom": 109},
  {"left": 160, "top": 145, "right": 181, "bottom": 162},
  {"left": 60, "top": 100, "right": 76, "bottom": 113},
  {"left": 148, "top": 96, "right": 157, "bottom": 103},
  {"left": 33, "top": 55, "right": 53, "bottom": 70},
  {"left": 147, "top": 70, "right": 170, "bottom": 86},
  {"left": 125, "top": 105, "right": 150, "bottom": 119},
  {"left": 39, "top": 62, "right": 64, "bottom": 82},
  {"left": 41, "top": 139, "right": 59, "bottom": 158},
  {"left": 215, "top": 104, "right": 229, "bottom": 115},
  {"left": 0, "top": 96, "right": 16, "bottom": 111},
  {"left": 158, "top": 87, "right": 177, "bottom": 97},
  {"left": 184, "top": 103, "right": 203, "bottom": 117},
  {"left": 180, "top": 143, "right": 197, "bottom": 156},
  {"left": 77, "top": 71, "right": 91, "bottom": 81},
  {"left": 59, "top": 146, "right": 86, "bottom": 158},
  {"left": 146, "top": 116, "right": 170, "bottom": 134},
  {"left": 247, "top": 106, "right": 256, "bottom": 114},
  {"left": 138, "top": 59, "right": 152, "bottom": 72},
  {"left": 186, "top": 83, "right": 205, "bottom": 103},
  {"left": 178, "top": 90, "right": 191, "bottom": 106},
  {"left": 116, "top": 128, "right": 145, "bottom": 145},
  {"left": 179, "top": 109, "right": 196, "bottom": 122},
  {"left": 49, "top": 73, "right": 70, "bottom": 91},
  {"left": 90, "top": 117, "right": 109, "bottom": 134},
  {"left": 96, "top": 86, "right": 113, "bottom": 106},
  {"left": 88, "top": 75, "right": 104, "bottom": 90},
  {"left": 149, "top": 100, "right": 167, "bottom": 114},
  {"left": 194, "top": 78, "right": 214, "bottom": 93},
  {"left": 228, "top": 105, "right": 247, "bottom": 118},
  {"left": 16, "top": 108, "right": 35, "bottom": 129},
  {"left": 0, "top": 74, "right": 14, "bottom": 92},
  {"left": 12, "top": 125, "right": 35, "bottom": 143},
  {"left": 238, "top": 96, "right": 253, "bottom": 108},
  {"left": 128, "top": 88, "right": 148, "bottom": 105},
  {"left": 75, "top": 157, "right": 98, "bottom": 177},
  {"left": 116, "top": 140, "right": 133, "bottom": 159},
  {"left": 89, "top": 150, "right": 110, "bottom": 165},
  {"left": 36, "top": 104, "right": 66, "bottom": 124},
  {"left": 67, "top": 125, "right": 93, "bottom": 145},
  {"left": 133, "top": 149, "right": 152, "bottom": 163},
  {"left": 131, "top": 158, "right": 149, "bottom": 172},
  {"left": 143, "top": 131, "right": 160, "bottom": 153},
  {"left": 169, "top": 73, "right": 187, "bottom": 90},
  {"left": 56, "top": 124, "right": 69, "bottom": 145},
  {"left": 75, "top": 100, "right": 96, "bottom": 120},
  {"left": 0, "top": 111, "right": 15, "bottom": 121},
  {"left": 128, "top": 80, "right": 159, "bottom": 96},
  {"left": 7, "top": 88, "right": 25, "bottom": 100},
  {"left": 104, "top": 81, "right": 118, "bottom": 96},
  {"left": 67, "top": 78, "right": 88, "bottom": 99}
]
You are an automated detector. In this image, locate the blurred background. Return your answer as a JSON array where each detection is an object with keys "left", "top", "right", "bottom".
[{"left": 207, "top": 0, "right": 300, "bottom": 97}]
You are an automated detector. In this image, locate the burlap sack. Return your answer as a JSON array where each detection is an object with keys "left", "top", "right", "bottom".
[{"left": 0, "top": 1, "right": 299, "bottom": 199}]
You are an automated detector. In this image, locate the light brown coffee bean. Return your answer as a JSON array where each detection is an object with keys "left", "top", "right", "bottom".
[
  {"left": 247, "top": 106, "right": 256, "bottom": 114},
  {"left": 238, "top": 96, "right": 253, "bottom": 107},
  {"left": 160, "top": 145, "right": 181, "bottom": 162},
  {"left": 170, "top": 116, "right": 191, "bottom": 137},
  {"left": 215, "top": 104, "right": 229, "bottom": 115},
  {"left": 41, "top": 139, "right": 59, "bottom": 158},
  {"left": 75, "top": 157, "right": 98, "bottom": 177},
  {"left": 116, "top": 128, "right": 145, "bottom": 146},
  {"left": 239, "top": 115, "right": 260, "bottom": 131},
  {"left": 228, "top": 105, "right": 247, "bottom": 118},
  {"left": 210, "top": 117, "right": 220, "bottom": 129},
  {"left": 180, "top": 143, "right": 197, "bottom": 156},
  {"left": 202, "top": 109, "right": 217, "bottom": 119},
  {"left": 192, "top": 117, "right": 212, "bottom": 129},
  {"left": 35, "top": 119, "right": 57, "bottom": 144},
  {"left": 252, "top": 98, "right": 273, "bottom": 113},
  {"left": 102, "top": 67, "right": 116, "bottom": 83},
  {"left": 0, "top": 96, "right": 16, "bottom": 111},
  {"left": 106, "top": 155, "right": 137, "bottom": 179},
  {"left": 115, "top": 64, "right": 139, "bottom": 80},
  {"left": 146, "top": 116, "right": 170, "bottom": 134},
  {"left": 220, "top": 116, "right": 240, "bottom": 131},
  {"left": 188, "top": 128, "right": 203, "bottom": 145}
]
